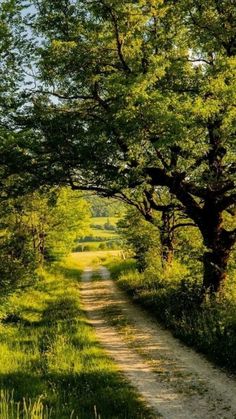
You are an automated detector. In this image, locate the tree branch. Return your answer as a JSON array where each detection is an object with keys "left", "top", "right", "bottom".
[
  {"left": 30, "top": 89, "right": 94, "bottom": 101},
  {"left": 100, "top": 1, "right": 131, "bottom": 74},
  {"left": 170, "top": 222, "right": 197, "bottom": 232},
  {"left": 146, "top": 167, "right": 203, "bottom": 224},
  {"left": 217, "top": 193, "right": 236, "bottom": 211}
]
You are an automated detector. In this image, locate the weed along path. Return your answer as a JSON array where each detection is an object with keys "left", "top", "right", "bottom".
[{"left": 81, "top": 266, "right": 236, "bottom": 419}]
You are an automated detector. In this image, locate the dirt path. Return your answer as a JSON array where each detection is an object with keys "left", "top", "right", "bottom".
[{"left": 81, "top": 267, "right": 236, "bottom": 419}]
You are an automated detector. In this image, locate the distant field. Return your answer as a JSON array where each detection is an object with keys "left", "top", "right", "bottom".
[
  {"left": 76, "top": 216, "right": 122, "bottom": 252},
  {"left": 89, "top": 229, "right": 117, "bottom": 238},
  {"left": 77, "top": 241, "right": 106, "bottom": 250},
  {"left": 91, "top": 217, "right": 120, "bottom": 226},
  {"left": 70, "top": 250, "right": 122, "bottom": 269}
]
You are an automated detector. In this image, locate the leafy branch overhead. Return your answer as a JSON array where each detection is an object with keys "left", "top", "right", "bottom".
[{"left": 0, "top": 0, "right": 236, "bottom": 294}]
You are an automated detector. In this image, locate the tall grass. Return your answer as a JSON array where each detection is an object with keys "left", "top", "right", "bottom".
[
  {"left": 0, "top": 253, "right": 153, "bottom": 418},
  {"left": 109, "top": 259, "right": 236, "bottom": 374},
  {"left": 0, "top": 390, "right": 51, "bottom": 419}
]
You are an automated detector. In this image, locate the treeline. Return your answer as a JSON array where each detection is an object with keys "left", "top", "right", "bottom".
[
  {"left": 0, "top": 187, "right": 127, "bottom": 290},
  {"left": 87, "top": 196, "right": 125, "bottom": 218},
  {"left": 0, "top": 187, "right": 90, "bottom": 290},
  {"left": 0, "top": 0, "right": 235, "bottom": 298}
]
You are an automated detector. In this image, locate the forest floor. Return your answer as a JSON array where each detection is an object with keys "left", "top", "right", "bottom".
[{"left": 77, "top": 256, "right": 236, "bottom": 419}]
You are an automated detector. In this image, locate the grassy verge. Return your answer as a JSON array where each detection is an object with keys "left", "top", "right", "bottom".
[
  {"left": 0, "top": 254, "right": 154, "bottom": 418},
  {"left": 107, "top": 259, "right": 236, "bottom": 374}
]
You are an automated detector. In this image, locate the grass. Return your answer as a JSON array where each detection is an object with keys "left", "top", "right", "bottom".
[
  {"left": 0, "top": 390, "right": 52, "bottom": 419},
  {"left": 70, "top": 251, "right": 121, "bottom": 270},
  {"left": 102, "top": 305, "right": 130, "bottom": 332},
  {"left": 89, "top": 230, "right": 117, "bottom": 238},
  {"left": 91, "top": 217, "right": 120, "bottom": 226},
  {"left": 0, "top": 253, "right": 154, "bottom": 419},
  {"left": 107, "top": 258, "right": 236, "bottom": 375},
  {"left": 76, "top": 217, "right": 121, "bottom": 252},
  {"left": 105, "top": 259, "right": 137, "bottom": 280}
]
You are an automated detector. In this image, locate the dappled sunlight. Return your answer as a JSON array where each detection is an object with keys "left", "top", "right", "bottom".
[
  {"left": 81, "top": 268, "right": 236, "bottom": 418},
  {"left": 69, "top": 251, "right": 122, "bottom": 271},
  {"left": 0, "top": 258, "right": 153, "bottom": 418}
]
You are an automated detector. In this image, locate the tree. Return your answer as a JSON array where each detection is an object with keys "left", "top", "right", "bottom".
[
  {"left": 119, "top": 206, "right": 203, "bottom": 278},
  {"left": 118, "top": 209, "right": 160, "bottom": 271},
  {"left": 86, "top": 195, "right": 125, "bottom": 217},
  {"left": 13, "top": 188, "right": 90, "bottom": 261},
  {"left": 2, "top": 0, "right": 236, "bottom": 294},
  {"left": 0, "top": 187, "right": 90, "bottom": 287}
]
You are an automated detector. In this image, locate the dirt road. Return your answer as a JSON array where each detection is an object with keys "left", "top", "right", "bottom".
[{"left": 81, "top": 267, "right": 236, "bottom": 419}]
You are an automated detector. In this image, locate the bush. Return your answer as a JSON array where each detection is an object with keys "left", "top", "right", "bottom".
[
  {"left": 107, "top": 259, "right": 137, "bottom": 279},
  {"left": 80, "top": 236, "right": 108, "bottom": 242},
  {"left": 98, "top": 243, "right": 107, "bottom": 250},
  {"left": 83, "top": 244, "right": 94, "bottom": 251},
  {"left": 0, "top": 232, "right": 37, "bottom": 290},
  {"left": 104, "top": 222, "right": 116, "bottom": 231},
  {"left": 91, "top": 224, "right": 104, "bottom": 230}
]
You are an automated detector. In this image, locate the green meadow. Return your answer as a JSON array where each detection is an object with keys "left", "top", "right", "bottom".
[
  {"left": 0, "top": 253, "right": 151, "bottom": 419},
  {"left": 76, "top": 217, "right": 121, "bottom": 252}
]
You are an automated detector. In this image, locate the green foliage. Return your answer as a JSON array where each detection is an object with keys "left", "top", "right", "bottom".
[
  {"left": 112, "top": 260, "right": 236, "bottom": 373},
  {"left": 0, "top": 257, "right": 153, "bottom": 418},
  {"left": 0, "top": 230, "right": 37, "bottom": 290},
  {"left": 86, "top": 196, "right": 125, "bottom": 218},
  {"left": 1, "top": 0, "right": 236, "bottom": 291},
  {"left": 0, "top": 188, "right": 90, "bottom": 289},
  {"left": 118, "top": 207, "right": 203, "bottom": 276},
  {"left": 118, "top": 209, "right": 160, "bottom": 271},
  {"left": 35, "top": 188, "right": 90, "bottom": 260}
]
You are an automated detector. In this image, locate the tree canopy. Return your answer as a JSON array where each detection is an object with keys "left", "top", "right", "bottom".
[
  {"left": 0, "top": 186, "right": 90, "bottom": 288},
  {"left": 1, "top": 0, "right": 236, "bottom": 293}
]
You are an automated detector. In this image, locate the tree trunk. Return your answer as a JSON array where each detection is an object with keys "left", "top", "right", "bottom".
[
  {"left": 160, "top": 208, "right": 175, "bottom": 266},
  {"left": 202, "top": 247, "right": 230, "bottom": 294},
  {"left": 38, "top": 231, "right": 46, "bottom": 264},
  {"left": 162, "top": 242, "right": 174, "bottom": 265},
  {"left": 201, "top": 206, "right": 235, "bottom": 294}
]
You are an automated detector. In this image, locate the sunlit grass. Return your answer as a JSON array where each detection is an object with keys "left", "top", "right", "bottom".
[
  {"left": 89, "top": 229, "right": 117, "bottom": 238},
  {"left": 0, "top": 390, "right": 52, "bottom": 419},
  {"left": 76, "top": 216, "right": 121, "bottom": 251},
  {"left": 0, "top": 254, "right": 153, "bottom": 418},
  {"left": 69, "top": 251, "right": 122, "bottom": 270},
  {"left": 109, "top": 259, "right": 236, "bottom": 374},
  {"left": 91, "top": 217, "right": 119, "bottom": 226}
]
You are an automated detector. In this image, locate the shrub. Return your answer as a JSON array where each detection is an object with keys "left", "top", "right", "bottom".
[{"left": 98, "top": 243, "right": 106, "bottom": 250}]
